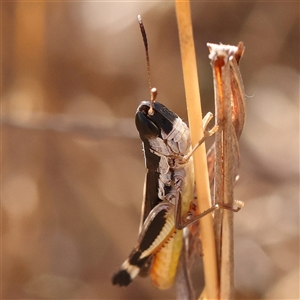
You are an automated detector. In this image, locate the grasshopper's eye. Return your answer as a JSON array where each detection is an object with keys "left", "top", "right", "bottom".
[{"left": 135, "top": 109, "right": 160, "bottom": 138}]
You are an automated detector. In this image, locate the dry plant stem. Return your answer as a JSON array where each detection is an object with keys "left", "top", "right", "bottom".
[
  {"left": 175, "top": 1, "right": 218, "bottom": 299},
  {"left": 208, "top": 43, "right": 245, "bottom": 300},
  {"left": 220, "top": 57, "right": 235, "bottom": 300},
  {"left": 213, "top": 53, "right": 235, "bottom": 300}
]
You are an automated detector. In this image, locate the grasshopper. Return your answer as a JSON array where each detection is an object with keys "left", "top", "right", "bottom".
[{"left": 112, "top": 16, "right": 240, "bottom": 290}]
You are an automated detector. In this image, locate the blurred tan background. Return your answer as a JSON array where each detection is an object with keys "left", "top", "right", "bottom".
[{"left": 2, "top": 2, "right": 299, "bottom": 299}]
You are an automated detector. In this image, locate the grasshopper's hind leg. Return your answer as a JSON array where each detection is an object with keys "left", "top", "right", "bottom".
[{"left": 175, "top": 199, "right": 244, "bottom": 230}]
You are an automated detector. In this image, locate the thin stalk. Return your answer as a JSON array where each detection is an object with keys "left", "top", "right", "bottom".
[
  {"left": 175, "top": 1, "right": 218, "bottom": 299},
  {"left": 211, "top": 48, "right": 235, "bottom": 300},
  {"left": 208, "top": 43, "right": 246, "bottom": 300}
]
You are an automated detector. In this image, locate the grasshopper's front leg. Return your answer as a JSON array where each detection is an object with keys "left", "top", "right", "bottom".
[
  {"left": 182, "top": 112, "right": 218, "bottom": 164},
  {"left": 175, "top": 112, "right": 243, "bottom": 230}
]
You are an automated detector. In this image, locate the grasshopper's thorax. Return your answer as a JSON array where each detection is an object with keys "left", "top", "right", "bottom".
[
  {"left": 149, "top": 116, "right": 191, "bottom": 171},
  {"left": 148, "top": 116, "right": 191, "bottom": 207}
]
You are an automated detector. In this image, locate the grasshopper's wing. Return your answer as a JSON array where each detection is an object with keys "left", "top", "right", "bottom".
[
  {"left": 138, "top": 169, "right": 161, "bottom": 277},
  {"left": 140, "top": 169, "right": 161, "bottom": 227}
]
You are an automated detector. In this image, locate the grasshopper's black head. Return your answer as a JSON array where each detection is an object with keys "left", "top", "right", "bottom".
[
  {"left": 135, "top": 101, "right": 178, "bottom": 140},
  {"left": 135, "top": 101, "right": 179, "bottom": 170}
]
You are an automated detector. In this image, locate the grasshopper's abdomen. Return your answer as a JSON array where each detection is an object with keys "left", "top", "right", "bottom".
[{"left": 151, "top": 230, "right": 183, "bottom": 289}]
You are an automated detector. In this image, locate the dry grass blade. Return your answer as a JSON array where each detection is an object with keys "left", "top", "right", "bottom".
[{"left": 175, "top": 1, "right": 218, "bottom": 299}]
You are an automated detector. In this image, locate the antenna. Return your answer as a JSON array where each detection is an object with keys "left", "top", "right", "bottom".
[{"left": 137, "top": 15, "right": 157, "bottom": 115}]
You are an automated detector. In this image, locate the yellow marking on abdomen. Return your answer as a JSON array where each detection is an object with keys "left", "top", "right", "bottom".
[{"left": 151, "top": 230, "right": 183, "bottom": 289}]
